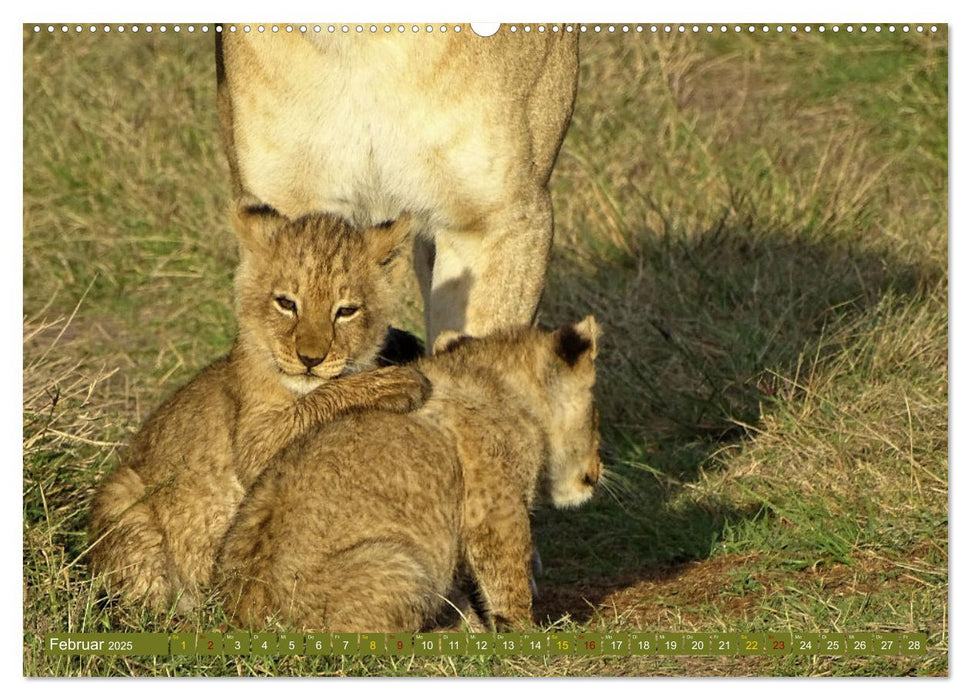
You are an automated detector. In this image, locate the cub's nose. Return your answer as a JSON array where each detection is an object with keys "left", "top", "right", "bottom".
[{"left": 298, "top": 353, "right": 325, "bottom": 369}]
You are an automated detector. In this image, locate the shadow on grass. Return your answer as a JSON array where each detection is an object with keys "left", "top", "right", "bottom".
[{"left": 532, "top": 218, "right": 940, "bottom": 624}]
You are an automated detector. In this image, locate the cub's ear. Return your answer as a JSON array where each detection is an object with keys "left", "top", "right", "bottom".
[
  {"left": 232, "top": 195, "right": 285, "bottom": 255},
  {"left": 433, "top": 330, "right": 473, "bottom": 355},
  {"left": 367, "top": 213, "right": 415, "bottom": 267},
  {"left": 553, "top": 315, "right": 601, "bottom": 367}
]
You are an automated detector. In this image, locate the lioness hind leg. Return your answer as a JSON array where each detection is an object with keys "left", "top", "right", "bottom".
[{"left": 427, "top": 190, "right": 554, "bottom": 344}]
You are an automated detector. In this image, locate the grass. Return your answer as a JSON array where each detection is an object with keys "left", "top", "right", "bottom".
[{"left": 22, "top": 25, "right": 947, "bottom": 676}]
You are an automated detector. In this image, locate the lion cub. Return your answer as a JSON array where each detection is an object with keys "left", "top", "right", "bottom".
[
  {"left": 218, "top": 317, "right": 602, "bottom": 632},
  {"left": 89, "top": 203, "right": 427, "bottom": 612}
]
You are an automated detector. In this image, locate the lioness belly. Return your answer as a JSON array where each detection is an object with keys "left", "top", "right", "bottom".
[{"left": 228, "top": 34, "right": 516, "bottom": 230}]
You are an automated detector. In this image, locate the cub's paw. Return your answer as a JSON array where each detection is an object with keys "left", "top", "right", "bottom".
[{"left": 371, "top": 365, "right": 432, "bottom": 413}]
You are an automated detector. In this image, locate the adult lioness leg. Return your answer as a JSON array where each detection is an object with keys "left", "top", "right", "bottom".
[
  {"left": 217, "top": 27, "right": 578, "bottom": 343},
  {"left": 425, "top": 188, "right": 554, "bottom": 340}
]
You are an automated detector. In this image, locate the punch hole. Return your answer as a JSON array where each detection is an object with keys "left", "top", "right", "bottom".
[
  {"left": 425, "top": 24, "right": 433, "bottom": 32},
  {"left": 917, "top": 25, "right": 924, "bottom": 32},
  {"left": 159, "top": 25, "right": 166, "bottom": 33},
  {"left": 145, "top": 25, "right": 152, "bottom": 32},
  {"left": 903, "top": 25, "right": 910, "bottom": 32},
  {"left": 132, "top": 26, "right": 139, "bottom": 33},
  {"left": 272, "top": 25, "right": 280, "bottom": 33},
  {"left": 454, "top": 25, "right": 462, "bottom": 32},
  {"left": 286, "top": 25, "right": 293, "bottom": 33},
  {"left": 539, "top": 25, "right": 546, "bottom": 32},
  {"left": 397, "top": 25, "right": 405, "bottom": 32},
  {"left": 510, "top": 25, "right": 518, "bottom": 32},
  {"left": 175, "top": 26, "right": 182, "bottom": 32},
  {"left": 32, "top": 25, "right": 39, "bottom": 32},
  {"left": 75, "top": 25, "right": 82, "bottom": 33},
  {"left": 257, "top": 25, "right": 264, "bottom": 33},
  {"left": 412, "top": 25, "right": 419, "bottom": 33},
  {"left": 677, "top": 25, "right": 684, "bottom": 33},
  {"left": 524, "top": 25, "right": 532, "bottom": 32},
  {"left": 931, "top": 25, "right": 938, "bottom": 32},
  {"left": 440, "top": 25, "right": 447, "bottom": 33}
]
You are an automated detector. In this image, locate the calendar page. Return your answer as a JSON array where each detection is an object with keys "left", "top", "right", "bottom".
[{"left": 22, "top": 20, "right": 947, "bottom": 678}]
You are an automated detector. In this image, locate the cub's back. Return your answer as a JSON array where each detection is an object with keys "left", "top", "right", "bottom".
[{"left": 218, "top": 411, "right": 463, "bottom": 629}]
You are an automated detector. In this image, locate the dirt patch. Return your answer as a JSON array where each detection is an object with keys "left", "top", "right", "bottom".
[{"left": 538, "top": 544, "right": 941, "bottom": 629}]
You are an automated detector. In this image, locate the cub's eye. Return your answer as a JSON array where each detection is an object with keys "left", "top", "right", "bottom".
[
  {"left": 274, "top": 296, "right": 297, "bottom": 314},
  {"left": 335, "top": 305, "right": 360, "bottom": 320}
]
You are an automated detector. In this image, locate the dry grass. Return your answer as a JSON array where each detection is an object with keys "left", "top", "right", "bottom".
[{"left": 23, "top": 26, "right": 947, "bottom": 676}]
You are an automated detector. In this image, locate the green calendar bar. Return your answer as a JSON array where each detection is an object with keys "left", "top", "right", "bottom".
[{"left": 43, "top": 631, "right": 931, "bottom": 657}]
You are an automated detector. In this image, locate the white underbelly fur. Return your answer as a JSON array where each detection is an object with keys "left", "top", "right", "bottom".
[{"left": 234, "top": 37, "right": 512, "bottom": 231}]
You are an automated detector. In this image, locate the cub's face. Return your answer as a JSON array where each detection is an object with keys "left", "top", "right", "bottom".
[
  {"left": 546, "top": 317, "right": 603, "bottom": 508},
  {"left": 233, "top": 205, "right": 410, "bottom": 395}
]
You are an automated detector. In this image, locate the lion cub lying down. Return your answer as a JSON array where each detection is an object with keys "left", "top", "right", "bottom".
[
  {"left": 89, "top": 203, "right": 427, "bottom": 612},
  {"left": 218, "top": 318, "right": 602, "bottom": 631}
]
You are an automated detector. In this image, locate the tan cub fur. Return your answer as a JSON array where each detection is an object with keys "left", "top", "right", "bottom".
[
  {"left": 89, "top": 204, "right": 428, "bottom": 612},
  {"left": 217, "top": 318, "right": 602, "bottom": 631},
  {"left": 216, "top": 27, "right": 579, "bottom": 343}
]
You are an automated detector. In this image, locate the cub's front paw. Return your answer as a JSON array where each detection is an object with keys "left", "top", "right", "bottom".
[{"left": 372, "top": 365, "right": 432, "bottom": 413}]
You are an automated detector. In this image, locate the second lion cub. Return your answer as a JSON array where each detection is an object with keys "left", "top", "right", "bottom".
[{"left": 218, "top": 317, "right": 602, "bottom": 631}]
